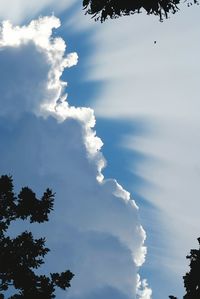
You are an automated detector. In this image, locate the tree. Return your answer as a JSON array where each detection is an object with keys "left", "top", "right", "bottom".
[
  {"left": 83, "top": 0, "right": 199, "bottom": 22},
  {"left": 0, "top": 175, "right": 74, "bottom": 299},
  {"left": 183, "top": 237, "right": 200, "bottom": 299},
  {"left": 169, "top": 238, "right": 200, "bottom": 299}
]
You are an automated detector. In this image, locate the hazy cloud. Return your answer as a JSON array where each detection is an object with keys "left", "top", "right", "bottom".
[
  {"left": 85, "top": 7, "right": 200, "bottom": 298},
  {"left": 0, "top": 0, "right": 78, "bottom": 23}
]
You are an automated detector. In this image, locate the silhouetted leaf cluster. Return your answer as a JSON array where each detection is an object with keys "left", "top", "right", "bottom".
[
  {"left": 169, "top": 238, "right": 200, "bottom": 299},
  {"left": 83, "top": 0, "right": 199, "bottom": 22},
  {"left": 0, "top": 175, "right": 74, "bottom": 299},
  {"left": 183, "top": 237, "right": 200, "bottom": 299}
]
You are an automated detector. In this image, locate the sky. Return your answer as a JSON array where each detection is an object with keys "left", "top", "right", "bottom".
[{"left": 0, "top": 1, "right": 199, "bottom": 299}]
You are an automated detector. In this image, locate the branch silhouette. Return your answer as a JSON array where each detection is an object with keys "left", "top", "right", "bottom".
[
  {"left": 0, "top": 175, "right": 74, "bottom": 299},
  {"left": 83, "top": 0, "right": 199, "bottom": 22},
  {"left": 169, "top": 238, "right": 200, "bottom": 299}
]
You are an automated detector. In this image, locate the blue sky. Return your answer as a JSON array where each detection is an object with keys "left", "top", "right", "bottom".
[{"left": 0, "top": 1, "right": 200, "bottom": 299}]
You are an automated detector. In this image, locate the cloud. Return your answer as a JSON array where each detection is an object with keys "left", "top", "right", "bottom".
[
  {"left": 0, "top": 0, "right": 78, "bottom": 23},
  {"left": 137, "top": 277, "right": 152, "bottom": 299},
  {"left": 0, "top": 17, "right": 78, "bottom": 119},
  {"left": 84, "top": 6, "right": 200, "bottom": 298},
  {"left": 0, "top": 17, "right": 151, "bottom": 299}
]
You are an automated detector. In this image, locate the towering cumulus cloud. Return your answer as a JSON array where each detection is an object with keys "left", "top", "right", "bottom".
[{"left": 0, "top": 17, "right": 151, "bottom": 299}]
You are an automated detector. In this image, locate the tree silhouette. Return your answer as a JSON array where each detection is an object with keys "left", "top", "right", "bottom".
[
  {"left": 183, "top": 237, "right": 200, "bottom": 299},
  {"left": 169, "top": 237, "right": 200, "bottom": 299},
  {"left": 0, "top": 175, "right": 74, "bottom": 299},
  {"left": 83, "top": 0, "right": 199, "bottom": 22}
]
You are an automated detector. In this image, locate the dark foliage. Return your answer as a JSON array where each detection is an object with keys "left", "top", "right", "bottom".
[
  {"left": 83, "top": 0, "right": 199, "bottom": 22},
  {"left": 169, "top": 238, "right": 200, "bottom": 299},
  {"left": 183, "top": 237, "right": 200, "bottom": 299},
  {"left": 0, "top": 175, "right": 74, "bottom": 299}
]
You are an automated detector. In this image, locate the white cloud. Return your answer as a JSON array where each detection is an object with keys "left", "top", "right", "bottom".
[
  {"left": 0, "top": 16, "right": 150, "bottom": 299},
  {"left": 0, "top": 16, "right": 78, "bottom": 119},
  {"left": 136, "top": 277, "right": 152, "bottom": 299}
]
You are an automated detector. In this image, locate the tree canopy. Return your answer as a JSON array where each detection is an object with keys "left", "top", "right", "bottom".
[
  {"left": 183, "top": 237, "right": 200, "bottom": 299},
  {"left": 169, "top": 238, "right": 200, "bottom": 299},
  {"left": 0, "top": 175, "right": 74, "bottom": 299},
  {"left": 83, "top": 0, "right": 199, "bottom": 22}
]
